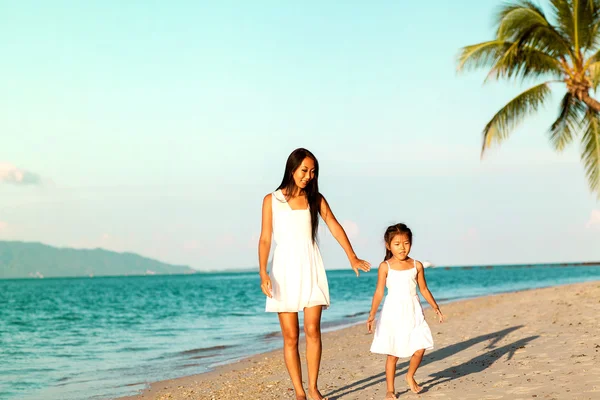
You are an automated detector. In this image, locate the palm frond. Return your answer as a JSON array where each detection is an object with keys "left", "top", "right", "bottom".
[
  {"left": 587, "top": 20, "right": 600, "bottom": 50},
  {"left": 575, "top": 0, "right": 600, "bottom": 50},
  {"left": 550, "top": 0, "right": 576, "bottom": 45},
  {"left": 488, "top": 42, "right": 564, "bottom": 81},
  {"left": 517, "top": 24, "right": 572, "bottom": 57},
  {"left": 584, "top": 0, "right": 600, "bottom": 51},
  {"left": 458, "top": 40, "right": 563, "bottom": 82},
  {"left": 588, "top": 61, "right": 600, "bottom": 90},
  {"left": 581, "top": 109, "right": 600, "bottom": 197},
  {"left": 481, "top": 82, "right": 552, "bottom": 156},
  {"left": 549, "top": 93, "right": 586, "bottom": 151},
  {"left": 495, "top": 0, "right": 547, "bottom": 30},
  {"left": 497, "top": 1, "right": 572, "bottom": 57},
  {"left": 587, "top": 48, "right": 600, "bottom": 66},
  {"left": 549, "top": 0, "right": 600, "bottom": 53},
  {"left": 457, "top": 40, "right": 509, "bottom": 72}
]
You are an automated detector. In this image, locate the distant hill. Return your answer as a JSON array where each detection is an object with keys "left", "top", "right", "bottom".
[{"left": 0, "top": 241, "right": 197, "bottom": 279}]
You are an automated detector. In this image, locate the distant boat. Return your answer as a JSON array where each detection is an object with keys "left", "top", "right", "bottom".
[{"left": 422, "top": 261, "right": 434, "bottom": 268}]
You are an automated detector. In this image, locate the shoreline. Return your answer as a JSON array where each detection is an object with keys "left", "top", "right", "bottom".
[
  {"left": 119, "top": 280, "right": 600, "bottom": 400},
  {"left": 2, "top": 261, "right": 599, "bottom": 281}
]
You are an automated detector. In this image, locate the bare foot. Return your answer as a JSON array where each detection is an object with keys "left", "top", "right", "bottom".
[
  {"left": 405, "top": 375, "right": 422, "bottom": 393},
  {"left": 384, "top": 391, "right": 396, "bottom": 399},
  {"left": 296, "top": 394, "right": 307, "bottom": 400},
  {"left": 307, "top": 388, "right": 328, "bottom": 400}
]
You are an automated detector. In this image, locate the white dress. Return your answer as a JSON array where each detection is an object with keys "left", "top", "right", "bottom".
[
  {"left": 370, "top": 260, "right": 434, "bottom": 357},
  {"left": 265, "top": 190, "right": 330, "bottom": 312}
]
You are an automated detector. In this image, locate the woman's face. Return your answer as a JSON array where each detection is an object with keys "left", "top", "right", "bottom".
[{"left": 293, "top": 157, "right": 316, "bottom": 189}]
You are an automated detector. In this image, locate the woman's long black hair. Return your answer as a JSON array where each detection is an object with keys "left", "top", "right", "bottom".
[{"left": 276, "top": 148, "right": 322, "bottom": 243}]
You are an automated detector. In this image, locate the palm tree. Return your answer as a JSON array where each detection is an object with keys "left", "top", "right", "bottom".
[{"left": 458, "top": 0, "right": 600, "bottom": 197}]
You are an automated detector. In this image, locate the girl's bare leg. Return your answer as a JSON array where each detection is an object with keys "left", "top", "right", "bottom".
[
  {"left": 385, "top": 355, "right": 398, "bottom": 398},
  {"left": 405, "top": 349, "right": 425, "bottom": 393}
]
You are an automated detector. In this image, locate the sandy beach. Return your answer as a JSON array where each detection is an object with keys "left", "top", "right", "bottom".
[{"left": 120, "top": 281, "right": 600, "bottom": 400}]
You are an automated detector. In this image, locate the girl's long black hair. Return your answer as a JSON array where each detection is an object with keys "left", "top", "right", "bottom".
[{"left": 276, "top": 148, "right": 321, "bottom": 243}]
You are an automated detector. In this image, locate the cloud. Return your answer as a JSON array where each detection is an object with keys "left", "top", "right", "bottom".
[
  {"left": 0, "top": 221, "right": 8, "bottom": 233},
  {"left": 586, "top": 209, "right": 600, "bottom": 229},
  {"left": 0, "top": 162, "right": 43, "bottom": 186}
]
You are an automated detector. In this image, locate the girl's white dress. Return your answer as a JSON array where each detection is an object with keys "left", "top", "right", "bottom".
[
  {"left": 265, "top": 189, "right": 330, "bottom": 312},
  {"left": 370, "top": 259, "right": 434, "bottom": 357}
]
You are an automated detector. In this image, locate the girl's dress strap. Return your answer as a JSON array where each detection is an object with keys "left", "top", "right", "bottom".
[
  {"left": 385, "top": 260, "right": 390, "bottom": 272},
  {"left": 413, "top": 259, "right": 416, "bottom": 268}
]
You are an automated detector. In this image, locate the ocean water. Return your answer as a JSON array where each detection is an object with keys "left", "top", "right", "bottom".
[{"left": 1, "top": 263, "right": 600, "bottom": 400}]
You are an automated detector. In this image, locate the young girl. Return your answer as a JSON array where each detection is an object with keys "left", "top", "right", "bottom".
[
  {"left": 367, "top": 223, "right": 444, "bottom": 398},
  {"left": 259, "top": 147, "right": 371, "bottom": 400}
]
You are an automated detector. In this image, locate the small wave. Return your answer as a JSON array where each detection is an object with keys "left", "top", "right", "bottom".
[
  {"left": 189, "top": 354, "right": 215, "bottom": 360},
  {"left": 55, "top": 313, "right": 82, "bottom": 321},
  {"left": 54, "top": 353, "right": 76, "bottom": 358},
  {"left": 178, "top": 344, "right": 234, "bottom": 356},
  {"left": 20, "top": 367, "right": 54, "bottom": 374},
  {"left": 176, "top": 363, "right": 202, "bottom": 369},
  {"left": 225, "top": 311, "right": 258, "bottom": 317},
  {"left": 121, "top": 346, "right": 152, "bottom": 352},
  {"left": 343, "top": 311, "right": 369, "bottom": 318},
  {"left": 124, "top": 381, "right": 148, "bottom": 387},
  {"left": 56, "top": 377, "right": 96, "bottom": 387},
  {"left": 262, "top": 331, "right": 282, "bottom": 339},
  {"left": 150, "top": 332, "right": 177, "bottom": 337}
]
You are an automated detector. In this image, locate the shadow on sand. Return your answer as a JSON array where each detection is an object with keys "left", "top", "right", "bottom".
[{"left": 325, "top": 325, "right": 538, "bottom": 399}]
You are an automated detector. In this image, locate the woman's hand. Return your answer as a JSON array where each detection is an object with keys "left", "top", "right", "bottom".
[
  {"left": 260, "top": 274, "right": 273, "bottom": 298},
  {"left": 366, "top": 315, "right": 376, "bottom": 333},
  {"left": 434, "top": 308, "right": 445, "bottom": 323},
  {"left": 350, "top": 257, "right": 371, "bottom": 276}
]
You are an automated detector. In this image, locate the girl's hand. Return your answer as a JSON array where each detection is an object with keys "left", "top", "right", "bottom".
[
  {"left": 366, "top": 315, "right": 375, "bottom": 333},
  {"left": 434, "top": 308, "right": 445, "bottom": 323},
  {"left": 260, "top": 274, "right": 273, "bottom": 298},
  {"left": 351, "top": 257, "right": 371, "bottom": 276}
]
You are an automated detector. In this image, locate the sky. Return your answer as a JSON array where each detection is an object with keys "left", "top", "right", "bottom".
[{"left": 1, "top": 0, "right": 599, "bottom": 271}]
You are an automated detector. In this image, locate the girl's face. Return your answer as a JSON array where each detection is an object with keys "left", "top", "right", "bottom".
[
  {"left": 293, "top": 157, "right": 315, "bottom": 190},
  {"left": 387, "top": 233, "right": 411, "bottom": 260}
]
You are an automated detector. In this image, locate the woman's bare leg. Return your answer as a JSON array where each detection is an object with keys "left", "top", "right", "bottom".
[{"left": 279, "top": 312, "right": 306, "bottom": 399}]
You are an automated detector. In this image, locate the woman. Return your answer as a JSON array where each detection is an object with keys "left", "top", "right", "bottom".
[{"left": 258, "top": 148, "right": 371, "bottom": 400}]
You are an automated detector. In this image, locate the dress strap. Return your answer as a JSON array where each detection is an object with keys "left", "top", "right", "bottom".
[
  {"left": 413, "top": 259, "right": 417, "bottom": 268},
  {"left": 385, "top": 260, "right": 391, "bottom": 272}
]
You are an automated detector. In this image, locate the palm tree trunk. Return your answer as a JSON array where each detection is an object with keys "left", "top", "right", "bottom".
[{"left": 581, "top": 91, "right": 600, "bottom": 112}]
